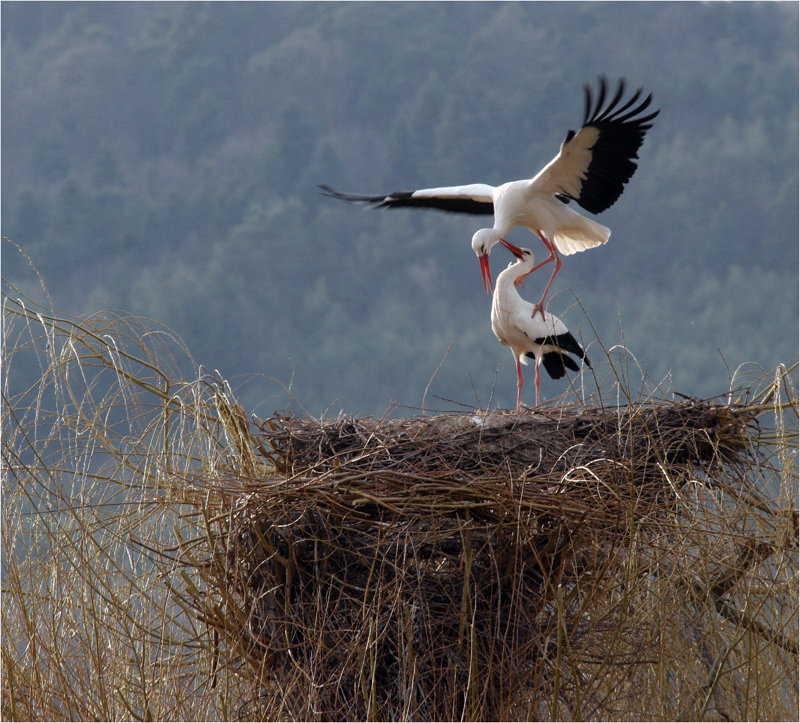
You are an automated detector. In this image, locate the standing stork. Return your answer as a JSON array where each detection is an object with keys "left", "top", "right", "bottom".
[
  {"left": 491, "top": 238, "right": 590, "bottom": 409},
  {"left": 321, "top": 76, "right": 658, "bottom": 315}
]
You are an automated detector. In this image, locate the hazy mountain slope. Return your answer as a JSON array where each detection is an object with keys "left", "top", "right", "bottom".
[{"left": 3, "top": 2, "right": 797, "bottom": 414}]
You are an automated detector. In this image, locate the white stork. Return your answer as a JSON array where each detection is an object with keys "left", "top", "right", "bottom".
[
  {"left": 491, "top": 238, "right": 590, "bottom": 409},
  {"left": 321, "top": 76, "right": 658, "bottom": 316}
]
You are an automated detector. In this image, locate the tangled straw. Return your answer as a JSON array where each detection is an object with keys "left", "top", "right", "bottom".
[{"left": 3, "top": 285, "right": 797, "bottom": 721}]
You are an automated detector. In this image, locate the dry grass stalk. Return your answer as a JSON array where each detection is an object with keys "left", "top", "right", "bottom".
[
  {"left": 179, "top": 395, "right": 795, "bottom": 721},
  {"left": 2, "top": 286, "right": 797, "bottom": 721}
]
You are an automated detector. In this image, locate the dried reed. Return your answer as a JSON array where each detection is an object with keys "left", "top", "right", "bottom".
[
  {"left": 179, "top": 394, "right": 794, "bottom": 721},
  {"left": 2, "top": 281, "right": 797, "bottom": 721}
]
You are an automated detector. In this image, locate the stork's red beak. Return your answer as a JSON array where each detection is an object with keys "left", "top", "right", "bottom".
[
  {"left": 479, "top": 253, "right": 493, "bottom": 295},
  {"left": 499, "top": 238, "right": 527, "bottom": 287},
  {"left": 499, "top": 237, "right": 524, "bottom": 259}
]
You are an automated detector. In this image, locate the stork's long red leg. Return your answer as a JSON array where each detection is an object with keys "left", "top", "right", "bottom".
[
  {"left": 513, "top": 241, "right": 555, "bottom": 289},
  {"left": 534, "top": 360, "right": 541, "bottom": 407},
  {"left": 531, "top": 231, "right": 562, "bottom": 320},
  {"left": 516, "top": 357, "right": 524, "bottom": 410}
]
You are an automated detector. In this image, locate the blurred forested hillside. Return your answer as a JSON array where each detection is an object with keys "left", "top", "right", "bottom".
[{"left": 2, "top": 1, "right": 798, "bottom": 416}]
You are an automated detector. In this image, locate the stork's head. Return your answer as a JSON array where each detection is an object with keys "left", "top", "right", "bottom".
[
  {"left": 471, "top": 228, "right": 501, "bottom": 295},
  {"left": 499, "top": 238, "right": 535, "bottom": 286}
]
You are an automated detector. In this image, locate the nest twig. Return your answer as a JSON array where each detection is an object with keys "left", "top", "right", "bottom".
[
  {"left": 174, "top": 396, "right": 795, "bottom": 721},
  {"left": 264, "top": 398, "right": 754, "bottom": 477},
  {"left": 4, "top": 287, "right": 795, "bottom": 722}
]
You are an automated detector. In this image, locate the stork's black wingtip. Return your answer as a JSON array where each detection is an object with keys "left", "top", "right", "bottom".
[{"left": 319, "top": 184, "right": 345, "bottom": 200}]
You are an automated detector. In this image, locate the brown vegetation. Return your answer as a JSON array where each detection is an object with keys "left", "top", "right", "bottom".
[{"left": 2, "top": 290, "right": 797, "bottom": 721}]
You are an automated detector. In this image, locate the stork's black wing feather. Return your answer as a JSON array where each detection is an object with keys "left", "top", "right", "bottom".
[
  {"left": 571, "top": 76, "right": 660, "bottom": 215},
  {"left": 537, "top": 332, "right": 589, "bottom": 363},
  {"left": 318, "top": 185, "right": 495, "bottom": 215},
  {"left": 318, "top": 185, "right": 392, "bottom": 204}
]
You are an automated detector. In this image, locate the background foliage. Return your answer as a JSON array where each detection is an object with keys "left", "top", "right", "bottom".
[{"left": 2, "top": 1, "right": 798, "bottom": 415}]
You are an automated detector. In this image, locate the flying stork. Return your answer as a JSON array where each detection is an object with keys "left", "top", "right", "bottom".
[
  {"left": 320, "top": 76, "right": 659, "bottom": 316},
  {"left": 491, "top": 238, "right": 590, "bottom": 408}
]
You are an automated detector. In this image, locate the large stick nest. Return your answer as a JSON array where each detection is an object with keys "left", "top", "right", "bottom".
[
  {"left": 266, "top": 397, "right": 750, "bottom": 478},
  {"left": 192, "top": 397, "right": 792, "bottom": 720}
]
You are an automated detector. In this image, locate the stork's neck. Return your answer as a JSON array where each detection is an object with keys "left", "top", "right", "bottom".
[{"left": 494, "top": 261, "right": 529, "bottom": 305}]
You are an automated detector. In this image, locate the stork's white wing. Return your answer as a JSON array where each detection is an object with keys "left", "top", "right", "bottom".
[
  {"left": 529, "top": 126, "right": 601, "bottom": 201},
  {"left": 409, "top": 184, "right": 495, "bottom": 203},
  {"left": 319, "top": 183, "right": 495, "bottom": 215}
]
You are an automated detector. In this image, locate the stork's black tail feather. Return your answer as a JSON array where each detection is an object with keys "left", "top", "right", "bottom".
[
  {"left": 538, "top": 351, "right": 573, "bottom": 380},
  {"left": 527, "top": 330, "right": 590, "bottom": 380}
]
